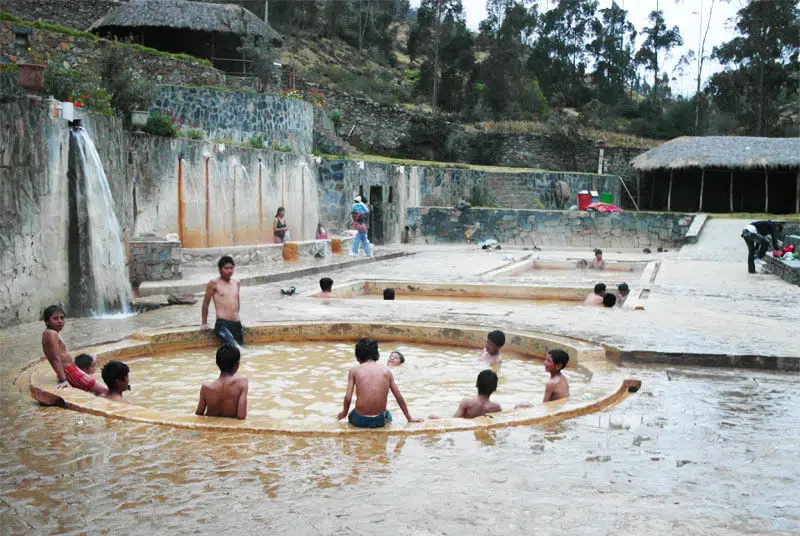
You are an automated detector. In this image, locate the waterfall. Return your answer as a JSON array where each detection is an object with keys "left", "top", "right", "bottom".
[{"left": 68, "top": 125, "right": 133, "bottom": 316}]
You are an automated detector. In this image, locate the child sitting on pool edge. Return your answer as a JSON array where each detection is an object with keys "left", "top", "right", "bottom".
[
  {"left": 478, "top": 330, "right": 505, "bottom": 365},
  {"left": 196, "top": 345, "right": 248, "bottom": 420},
  {"left": 516, "top": 349, "right": 570, "bottom": 407},
  {"left": 337, "top": 338, "right": 422, "bottom": 428}
]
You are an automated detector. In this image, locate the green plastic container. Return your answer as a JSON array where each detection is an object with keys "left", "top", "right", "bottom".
[{"left": 599, "top": 192, "right": 614, "bottom": 204}]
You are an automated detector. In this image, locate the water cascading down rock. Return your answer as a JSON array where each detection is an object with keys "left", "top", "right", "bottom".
[{"left": 67, "top": 123, "right": 132, "bottom": 316}]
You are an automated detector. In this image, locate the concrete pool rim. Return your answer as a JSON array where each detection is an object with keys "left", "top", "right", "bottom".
[{"left": 21, "top": 322, "right": 641, "bottom": 436}]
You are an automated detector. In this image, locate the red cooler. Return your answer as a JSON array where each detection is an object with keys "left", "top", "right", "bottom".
[{"left": 577, "top": 191, "right": 591, "bottom": 211}]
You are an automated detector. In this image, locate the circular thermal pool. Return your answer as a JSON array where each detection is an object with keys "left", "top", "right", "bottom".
[
  {"left": 126, "top": 341, "right": 592, "bottom": 422},
  {"left": 24, "top": 322, "right": 641, "bottom": 435}
]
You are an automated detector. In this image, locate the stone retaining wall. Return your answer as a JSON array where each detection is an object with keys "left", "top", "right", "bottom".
[
  {"left": 407, "top": 207, "right": 694, "bottom": 249},
  {"left": 0, "top": 22, "right": 226, "bottom": 88},
  {"left": 151, "top": 85, "right": 313, "bottom": 152},
  {"left": 129, "top": 238, "right": 182, "bottom": 286},
  {"left": 182, "top": 243, "right": 285, "bottom": 267}
]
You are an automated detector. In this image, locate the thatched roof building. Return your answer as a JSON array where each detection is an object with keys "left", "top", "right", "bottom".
[
  {"left": 631, "top": 136, "right": 800, "bottom": 214},
  {"left": 89, "top": 0, "right": 281, "bottom": 73}
]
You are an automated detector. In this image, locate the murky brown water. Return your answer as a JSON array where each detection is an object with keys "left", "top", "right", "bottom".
[
  {"left": 127, "top": 342, "right": 590, "bottom": 420},
  {"left": 2, "top": 287, "right": 799, "bottom": 535}
]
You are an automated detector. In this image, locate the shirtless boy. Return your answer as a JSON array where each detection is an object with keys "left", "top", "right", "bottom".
[
  {"left": 337, "top": 338, "right": 422, "bottom": 428},
  {"left": 195, "top": 345, "right": 248, "bottom": 420},
  {"left": 41, "top": 305, "right": 107, "bottom": 395},
  {"left": 101, "top": 361, "right": 130, "bottom": 402},
  {"left": 201, "top": 256, "right": 243, "bottom": 346},
  {"left": 584, "top": 283, "right": 606, "bottom": 306},
  {"left": 316, "top": 277, "right": 334, "bottom": 298},
  {"left": 453, "top": 370, "right": 502, "bottom": 418},
  {"left": 591, "top": 249, "right": 606, "bottom": 270},
  {"left": 478, "top": 330, "right": 505, "bottom": 365},
  {"left": 515, "top": 349, "right": 570, "bottom": 408}
]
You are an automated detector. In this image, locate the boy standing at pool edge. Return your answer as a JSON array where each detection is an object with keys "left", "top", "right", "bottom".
[
  {"left": 337, "top": 338, "right": 423, "bottom": 428},
  {"left": 201, "top": 256, "right": 243, "bottom": 347},
  {"left": 196, "top": 345, "right": 248, "bottom": 419}
]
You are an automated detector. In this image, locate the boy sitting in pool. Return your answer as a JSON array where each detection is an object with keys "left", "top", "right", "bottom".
[
  {"left": 584, "top": 283, "right": 606, "bottom": 306},
  {"left": 452, "top": 370, "right": 503, "bottom": 419},
  {"left": 196, "top": 345, "right": 248, "bottom": 420},
  {"left": 591, "top": 249, "right": 606, "bottom": 270},
  {"left": 478, "top": 330, "right": 506, "bottom": 365},
  {"left": 41, "top": 305, "right": 107, "bottom": 395},
  {"left": 387, "top": 350, "right": 405, "bottom": 367},
  {"left": 101, "top": 361, "right": 131, "bottom": 402},
  {"left": 315, "top": 277, "right": 334, "bottom": 298},
  {"left": 337, "top": 338, "right": 423, "bottom": 428},
  {"left": 516, "top": 349, "right": 570, "bottom": 407}
]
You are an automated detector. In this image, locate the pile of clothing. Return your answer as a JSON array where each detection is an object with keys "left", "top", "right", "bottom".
[
  {"left": 772, "top": 244, "right": 798, "bottom": 261},
  {"left": 586, "top": 202, "right": 623, "bottom": 213}
]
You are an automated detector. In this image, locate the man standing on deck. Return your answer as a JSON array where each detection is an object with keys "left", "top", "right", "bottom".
[
  {"left": 741, "top": 221, "right": 783, "bottom": 274},
  {"left": 201, "top": 256, "right": 243, "bottom": 346}
]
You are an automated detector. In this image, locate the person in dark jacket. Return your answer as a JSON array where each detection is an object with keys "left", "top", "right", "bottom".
[{"left": 741, "top": 221, "right": 783, "bottom": 274}]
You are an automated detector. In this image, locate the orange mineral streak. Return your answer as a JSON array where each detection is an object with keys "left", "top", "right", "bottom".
[
  {"left": 177, "top": 157, "right": 185, "bottom": 244},
  {"left": 258, "top": 161, "right": 264, "bottom": 243},
  {"left": 204, "top": 157, "right": 211, "bottom": 248}
]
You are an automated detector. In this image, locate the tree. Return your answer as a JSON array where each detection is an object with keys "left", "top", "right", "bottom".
[
  {"left": 709, "top": 0, "right": 799, "bottom": 136},
  {"left": 529, "top": 0, "right": 598, "bottom": 107},
  {"left": 477, "top": 2, "right": 541, "bottom": 118},
  {"left": 587, "top": 1, "right": 636, "bottom": 103},
  {"left": 409, "top": 0, "right": 469, "bottom": 111},
  {"left": 635, "top": 8, "right": 682, "bottom": 97}
]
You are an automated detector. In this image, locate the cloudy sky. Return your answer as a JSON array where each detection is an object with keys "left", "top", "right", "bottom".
[{"left": 409, "top": 0, "right": 746, "bottom": 96}]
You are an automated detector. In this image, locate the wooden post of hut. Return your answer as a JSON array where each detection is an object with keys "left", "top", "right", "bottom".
[
  {"left": 729, "top": 171, "right": 734, "bottom": 212},
  {"left": 698, "top": 169, "right": 705, "bottom": 212},
  {"left": 796, "top": 170, "right": 799, "bottom": 213},
  {"left": 764, "top": 168, "right": 769, "bottom": 213},
  {"left": 667, "top": 169, "right": 674, "bottom": 211}
]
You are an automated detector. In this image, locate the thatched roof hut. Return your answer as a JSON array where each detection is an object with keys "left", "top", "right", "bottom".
[
  {"left": 89, "top": 0, "right": 281, "bottom": 73},
  {"left": 631, "top": 137, "right": 800, "bottom": 214},
  {"left": 631, "top": 137, "right": 800, "bottom": 172}
]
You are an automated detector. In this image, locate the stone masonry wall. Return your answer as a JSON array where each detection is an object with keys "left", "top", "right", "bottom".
[
  {"left": 129, "top": 238, "right": 182, "bottom": 286},
  {"left": 1, "top": 0, "right": 122, "bottom": 31},
  {"left": 151, "top": 85, "right": 313, "bottom": 152},
  {"left": 0, "top": 22, "right": 226, "bottom": 87},
  {"left": 407, "top": 207, "right": 694, "bottom": 249}
]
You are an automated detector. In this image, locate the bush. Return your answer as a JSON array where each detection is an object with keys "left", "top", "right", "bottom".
[
  {"left": 237, "top": 34, "right": 276, "bottom": 92},
  {"left": 44, "top": 69, "right": 113, "bottom": 116},
  {"left": 270, "top": 143, "right": 293, "bottom": 153},
  {"left": 98, "top": 43, "right": 154, "bottom": 121},
  {"left": 307, "top": 88, "right": 327, "bottom": 109},
  {"left": 186, "top": 129, "right": 206, "bottom": 140},
  {"left": 249, "top": 135, "right": 265, "bottom": 148},
  {"left": 328, "top": 110, "right": 343, "bottom": 131},
  {"left": 143, "top": 113, "right": 178, "bottom": 137}
]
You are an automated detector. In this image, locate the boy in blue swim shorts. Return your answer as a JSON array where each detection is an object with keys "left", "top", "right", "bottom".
[{"left": 337, "top": 338, "right": 423, "bottom": 428}]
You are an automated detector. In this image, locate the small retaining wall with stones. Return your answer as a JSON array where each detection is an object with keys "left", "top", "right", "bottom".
[
  {"left": 406, "top": 207, "right": 695, "bottom": 249},
  {"left": 150, "top": 85, "right": 314, "bottom": 152},
  {"left": 128, "top": 238, "right": 182, "bottom": 286}
]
